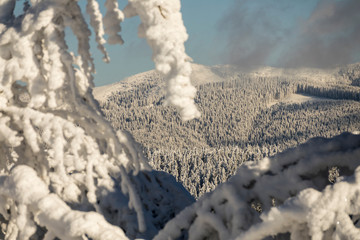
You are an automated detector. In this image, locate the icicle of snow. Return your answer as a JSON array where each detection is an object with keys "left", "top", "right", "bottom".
[
  {"left": 104, "top": 0, "right": 124, "bottom": 45},
  {"left": 65, "top": 1, "right": 95, "bottom": 78},
  {"left": 86, "top": 0, "right": 110, "bottom": 62},
  {"left": 119, "top": 166, "right": 146, "bottom": 233},
  {"left": 43, "top": 24, "right": 66, "bottom": 108},
  {"left": 126, "top": 0, "right": 200, "bottom": 121}
]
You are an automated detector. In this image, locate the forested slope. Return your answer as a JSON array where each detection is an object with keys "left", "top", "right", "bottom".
[
  {"left": 155, "top": 132, "right": 360, "bottom": 240},
  {"left": 97, "top": 63, "right": 360, "bottom": 198}
]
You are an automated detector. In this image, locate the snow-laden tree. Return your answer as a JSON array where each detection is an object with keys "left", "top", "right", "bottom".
[
  {"left": 156, "top": 133, "right": 360, "bottom": 240},
  {"left": 0, "top": 0, "right": 196, "bottom": 239},
  {"left": 1, "top": 0, "right": 360, "bottom": 240}
]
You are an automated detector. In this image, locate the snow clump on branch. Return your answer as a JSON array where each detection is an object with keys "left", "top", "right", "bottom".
[
  {"left": 124, "top": 0, "right": 201, "bottom": 121},
  {"left": 0, "top": 0, "right": 194, "bottom": 239},
  {"left": 156, "top": 133, "right": 360, "bottom": 239}
]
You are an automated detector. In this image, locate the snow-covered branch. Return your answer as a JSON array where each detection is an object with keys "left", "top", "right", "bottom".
[
  {"left": 2, "top": 0, "right": 359, "bottom": 239},
  {"left": 156, "top": 133, "right": 360, "bottom": 239},
  {"left": 0, "top": 165, "right": 128, "bottom": 240},
  {"left": 124, "top": 0, "right": 200, "bottom": 120},
  {"left": 0, "top": 0, "right": 194, "bottom": 238}
]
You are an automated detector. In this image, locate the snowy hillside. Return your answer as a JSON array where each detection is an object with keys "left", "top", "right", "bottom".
[
  {"left": 98, "top": 63, "right": 360, "bottom": 198},
  {"left": 94, "top": 70, "right": 159, "bottom": 102},
  {"left": 94, "top": 63, "right": 357, "bottom": 103},
  {"left": 93, "top": 64, "right": 227, "bottom": 102}
]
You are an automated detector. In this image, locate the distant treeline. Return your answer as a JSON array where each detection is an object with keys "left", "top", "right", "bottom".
[
  {"left": 297, "top": 84, "right": 360, "bottom": 101},
  {"left": 100, "top": 74, "right": 360, "bottom": 198}
]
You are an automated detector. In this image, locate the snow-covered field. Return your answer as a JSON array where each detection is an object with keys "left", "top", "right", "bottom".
[
  {"left": 93, "top": 70, "right": 157, "bottom": 102},
  {"left": 267, "top": 93, "right": 334, "bottom": 107}
]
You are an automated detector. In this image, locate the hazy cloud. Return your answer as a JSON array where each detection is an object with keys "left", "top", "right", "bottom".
[
  {"left": 282, "top": 0, "right": 360, "bottom": 68},
  {"left": 220, "top": 0, "right": 360, "bottom": 69}
]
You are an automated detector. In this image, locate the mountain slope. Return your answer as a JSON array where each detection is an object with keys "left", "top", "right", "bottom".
[
  {"left": 93, "top": 64, "right": 228, "bottom": 102},
  {"left": 94, "top": 62, "right": 360, "bottom": 102},
  {"left": 96, "top": 63, "right": 360, "bottom": 198}
]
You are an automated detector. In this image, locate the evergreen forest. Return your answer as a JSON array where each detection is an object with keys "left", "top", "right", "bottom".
[{"left": 99, "top": 64, "right": 360, "bottom": 198}]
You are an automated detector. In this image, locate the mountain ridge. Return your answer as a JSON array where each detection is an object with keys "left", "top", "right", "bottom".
[{"left": 93, "top": 62, "right": 360, "bottom": 103}]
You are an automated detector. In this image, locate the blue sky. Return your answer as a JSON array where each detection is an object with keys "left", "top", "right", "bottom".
[
  {"left": 74, "top": 0, "right": 360, "bottom": 86},
  {"left": 86, "top": 0, "right": 231, "bottom": 86}
]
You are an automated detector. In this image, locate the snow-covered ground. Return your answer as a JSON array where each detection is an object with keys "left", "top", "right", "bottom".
[
  {"left": 267, "top": 93, "right": 334, "bottom": 107},
  {"left": 248, "top": 66, "right": 342, "bottom": 83},
  {"left": 93, "top": 70, "right": 158, "bottom": 102}
]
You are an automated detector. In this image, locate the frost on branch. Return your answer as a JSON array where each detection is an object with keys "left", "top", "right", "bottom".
[
  {"left": 156, "top": 133, "right": 360, "bottom": 240},
  {"left": 0, "top": 165, "right": 127, "bottom": 240},
  {"left": 0, "top": 0, "right": 193, "bottom": 239},
  {"left": 124, "top": 0, "right": 201, "bottom": 121}
]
